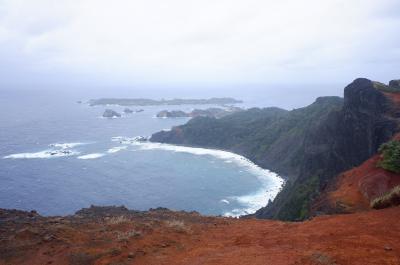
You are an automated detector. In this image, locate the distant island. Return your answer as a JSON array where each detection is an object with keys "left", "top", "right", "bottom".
[
  {"left": 102, "top": 109, "right": 121, "bottom": 118},
  {"left": 88, "top": 97, "right": 242, "bottom": 106},
  {"left": 156, "top": 106, "right": 242, "bottom": 119}
]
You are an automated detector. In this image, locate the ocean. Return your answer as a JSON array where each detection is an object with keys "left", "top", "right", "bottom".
[{"left": 0, "top": 86, "right": 334, "bottom": 217}]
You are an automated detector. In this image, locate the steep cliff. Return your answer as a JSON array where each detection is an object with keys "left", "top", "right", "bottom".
[{"left": 150, "top": 78, "right": 400, "bottom": 220}]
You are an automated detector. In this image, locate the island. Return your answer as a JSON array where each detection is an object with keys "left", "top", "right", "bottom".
[
  {"left": 156, "top": 107, "right": 242, "bottom": 119},
  {"left": 157, "top": 110, "right": 188, "bottom": 118},
  {"left": 89, "top": 97, "right": 242, "bottom": 106},
  {"left": 123, "top": 108, "right": 134, "bottom": 114},
  {"left": 102, "top": 109, "right": 121, "bottom": 118}
]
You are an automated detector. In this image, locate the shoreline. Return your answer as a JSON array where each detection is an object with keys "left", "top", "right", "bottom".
[{"left": 141, "top": 140, "right": 286, "bottom": 217}]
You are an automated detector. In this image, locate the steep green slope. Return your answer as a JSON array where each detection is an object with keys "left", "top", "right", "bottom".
[
  {"left": 152, "top": 98, "right": 343, "bottom": 179},
  {"left": 150, "top": 78, "right": 400, "bottom": 221}
]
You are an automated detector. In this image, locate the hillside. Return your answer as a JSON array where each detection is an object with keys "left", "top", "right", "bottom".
[
  {"left": 1, "top": 205, "right": 400, "bottom": 265},
  {"left": 312, "top": 133, "right": 400, "bottom": 215},
  {"left": 150, "top": 78, "right": 400, "bottom": 220}
]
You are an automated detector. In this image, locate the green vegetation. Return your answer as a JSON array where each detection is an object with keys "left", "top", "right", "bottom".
[
  {"left": 378, "top": 140, "right": 400, "bottom": 173},
  {"left": 151, "top": 96, "right": 345, "bottom": 221},
  {"left": 276, "top": 175, "right": 320, "bottom": 221},
  {"left": 373, "top": 81, "right": 400, "bottom": 93},
  {"left": 370, "top": 185, "right": 400, "bottom": 209}
]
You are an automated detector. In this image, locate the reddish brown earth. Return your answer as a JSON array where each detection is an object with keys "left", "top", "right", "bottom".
[
  {"left": 312, "top": 92, "right": 400, "bottom": 214},
  {"left": 313, "top": 153, "right": 400, "bottom": 214},
  {"left": 1, "top": 205, "right": 400, "bottom": 265}
]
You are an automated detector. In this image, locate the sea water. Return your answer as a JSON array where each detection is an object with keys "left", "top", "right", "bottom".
[{"left": 0, "top": 89, "right": 284, "bottom": 217}]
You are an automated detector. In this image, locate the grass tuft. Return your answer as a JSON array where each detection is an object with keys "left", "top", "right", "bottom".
[
  {"left": 106, "top": 215, "right": 129, "bottom": 225},
  {"left": 370, "top": 185, "right": 400, "bottom": 209}
]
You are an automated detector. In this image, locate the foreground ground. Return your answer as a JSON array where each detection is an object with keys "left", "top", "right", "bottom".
[{"left": 1, "top": 205, "right": 399, "bottom": 265}]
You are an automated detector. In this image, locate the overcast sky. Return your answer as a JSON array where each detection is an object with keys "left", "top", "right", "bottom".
[{"left": 0, "top": 0, "right": 399, "bottom": 92}]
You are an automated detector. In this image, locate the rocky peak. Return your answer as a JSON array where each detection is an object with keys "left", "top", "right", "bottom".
[
  {"left": 344, "top": 78, "right": 391, "bottom": 114},
  {"left": 389, "top": 79, "right": 400, "bottom": 89}
]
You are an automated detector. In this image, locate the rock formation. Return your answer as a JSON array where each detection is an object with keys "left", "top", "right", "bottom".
[{"left": 103, "top": 109, "right": 121, "bottom": 118}]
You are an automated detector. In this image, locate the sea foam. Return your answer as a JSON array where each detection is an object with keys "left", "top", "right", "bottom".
[
  {"left": 130, "top": 141, "right": 284, "bottom": 217},
  {"left": 3, "top": 142, "right": 86, "bottom": 159},
  {"left": 77, "top": 153, "right": 105, "bottom": 159},
  {"left": 3, "top": 149, "right": 80, "bottom": 159},
  {"left": 107, "top": 146, "right": 128, "bottom": 153},
  {"left": 49, "top": 142, "right": 88, "bottom": 149}
]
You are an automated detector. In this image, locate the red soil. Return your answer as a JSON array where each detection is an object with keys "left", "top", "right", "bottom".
[
  {"left": 1, "top": 206, "right": 400, "bottom": 265},
  {"left": 384, "top": 92, "right": 400, "bottom": 105},
  {"left": 316, "top": 92, "right": 400, "bottom": 213},
  {"left": 317, "top": 155, "right": 400, "bottom": 213}
]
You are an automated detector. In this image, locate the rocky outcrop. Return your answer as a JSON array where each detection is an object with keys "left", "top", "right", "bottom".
[
  {"left": 389, "top": 79, "right": 400, "bottom": 90},
  {"left": 102, "top": 109, "right": 121, "bottom": 118},
  {"left": 151, "top": 78, "right": 400, "bottom": 220},
  {"left": 250, "top": 78, "right": 399, "bottom": 220},
  {"left": 124, "top": 108, "right": 134, "bottom": 114}
]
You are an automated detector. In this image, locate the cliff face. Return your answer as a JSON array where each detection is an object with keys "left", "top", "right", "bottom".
[
  {"left": 150, "top": 78, "right": 400, "bottom": 221},
  {"left": 151, "top": 99, "right": 344, "bottom": 179},
  {"left": 259, "top": 78, "right": 400, "bottom": 220}
]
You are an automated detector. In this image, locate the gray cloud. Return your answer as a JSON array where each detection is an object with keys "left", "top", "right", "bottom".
[{"left": 0, "top": 0, "right": 399, "bottom": 90}]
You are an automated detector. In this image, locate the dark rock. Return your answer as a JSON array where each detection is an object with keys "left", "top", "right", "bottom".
[
  {"left": 384, "top": 246, "right": 393, "bottom": 251},
  {"left": 102, "top": 109, "right": 121, "bottom": 118},
  {"left": 123, "top": 108, "right": 133, "bottom": 114},
  {"left": 43, "top": 234, "right": 56, "bottom": 242},
  {"left": 389, "top": 79, "right": 400, "bottom": 89}
]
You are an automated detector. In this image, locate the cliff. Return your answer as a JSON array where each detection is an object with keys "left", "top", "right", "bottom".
[{"left": 150, "top": 78, "right": 400, "bottom": 220}]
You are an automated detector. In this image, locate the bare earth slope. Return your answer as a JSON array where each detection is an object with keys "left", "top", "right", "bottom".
[{"left": 1, "top": 205, "right": 400, "bottom": 265}]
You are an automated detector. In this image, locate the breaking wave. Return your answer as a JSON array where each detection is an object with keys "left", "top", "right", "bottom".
[
  {"left": 77, "top": 153, "right": 105, "bottom": 160},
  {"left": 3, "top": 150, "right": 80, "bottom": 159},
  {"left": 130, "top": 141, "right": 284, "bottom": 217},
  {"left": 3, "top": 142, "right": 87, "bottom": 159},
  {"left": 107, "top": 146, "right": 128, "bottom": 153}
]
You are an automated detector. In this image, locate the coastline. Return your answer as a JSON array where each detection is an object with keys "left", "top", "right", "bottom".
[{"left": 141, "top": 140, "right": 286, "bottom": 217}]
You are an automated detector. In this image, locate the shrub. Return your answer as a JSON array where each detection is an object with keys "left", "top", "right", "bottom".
[
  {"left": 165, "top": 220, "right": 188, "bottom": 232},
  {"left": 378, "top": 140, "right": 400, "bottom": 173},
  {"left": 373, "top": 81, "right": 400, "bottom": 93},
  {"left": 371, "top": 185, "right": 400, "bottom": 209},
  {"left": 106, "top": 215, "right": 129, "bottom": 225},
  {"left": 115, "top": 230, "right": 141, "bottom": 241}
]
